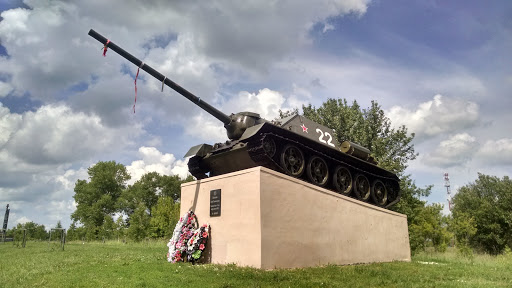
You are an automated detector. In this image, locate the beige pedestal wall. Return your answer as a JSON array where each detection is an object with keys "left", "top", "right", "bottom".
[{"left": 180, "top": 166, "right": 411, "bottom": 269}]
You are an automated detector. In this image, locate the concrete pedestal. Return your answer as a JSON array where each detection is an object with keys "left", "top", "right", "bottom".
[{"left": 180, "top": 167, "right": 411, "bottom": 269}]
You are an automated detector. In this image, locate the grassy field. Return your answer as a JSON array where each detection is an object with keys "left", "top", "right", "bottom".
[{"left": 0, "top": 240, "right": 511, "bottom": 288}]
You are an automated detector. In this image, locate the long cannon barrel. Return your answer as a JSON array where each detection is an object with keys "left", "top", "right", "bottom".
[{"left": 88, "top": 29, "right": 232, "bottom": 125}]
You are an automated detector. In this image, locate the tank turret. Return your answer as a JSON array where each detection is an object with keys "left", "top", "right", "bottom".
[{"left": 89, "top": 29, "right": 400, "bottom": 208}]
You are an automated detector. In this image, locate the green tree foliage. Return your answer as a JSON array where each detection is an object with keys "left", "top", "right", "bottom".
[
  {"left": 127, "top": 203, "right": 151, "bottom": 242},
  {"left": 391, "top": 175, "right": 432, "bottom": 218},
  {"left": 66, "top": 222, "right": 87, "bottom": 242},
  {"left": 119, "top": 172, "right": 192, "bottom": 234},
  {"left": 114, "top": 216, "right": 126, "bottom": 241},
  {"left": 67, "top": 222, "right": 78, "bottom": 241},
  {"left": 449, "top": 212, "right": 477, "bottom": 257},
  {"left": 71, "top": 161, "right": 130, "bottom": 240},
  {"left": 150, "top": 197, "right": 181, "bottom": 238},
  {"left": 100, "top": 215, "right": 115, "bottom": 240},
  {"left": 119, "top": 172, "right": 161, "bottom": 217},
  {"left": 13, "top": 222, "right": 48, "bottom": 241},
  {"left": 451, "top": 174, "right": 512, "bottom": 255},
  {"left": 409, "top": 203, "right": 452, "bottom": 253},
  {"left": 160, "top": 174, "right": 194, "bottom": 201},
  {"left": 71, "top": 161, "right": 193, "bottom": 242},
  {"left": 119, "top": 173, "right": 190, "bottom": 218}
]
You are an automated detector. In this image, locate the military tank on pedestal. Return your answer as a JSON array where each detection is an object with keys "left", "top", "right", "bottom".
[{"left": 88, "top": 29, "right": 401, "bottom": 208}]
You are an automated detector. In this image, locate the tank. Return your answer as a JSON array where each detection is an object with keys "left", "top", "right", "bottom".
[{"left": 88, "top": 29, "right": 400, "bottom": 208}]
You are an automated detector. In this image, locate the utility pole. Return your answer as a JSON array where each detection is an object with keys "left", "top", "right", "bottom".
[{"left": 2, "top": 204, "right": 9, "bottom": 242}]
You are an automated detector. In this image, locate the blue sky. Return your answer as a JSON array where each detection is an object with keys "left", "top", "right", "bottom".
[{"left": 1, "top": 0, "right": 511, "bottom": 229}]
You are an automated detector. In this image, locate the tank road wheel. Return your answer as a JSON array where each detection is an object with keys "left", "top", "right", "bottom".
[
  {"left": 280, "top": 144, "right": 305, "bottom": 177},
  {"left": 306, "top": 156, "right": 329, "bottom": 187},
  {"left": 262, "top": 137, "right": 277, "bottom": 158},
  {"left": 333, "top": 166, "right": 352, "bottom": 195},
  {"left": 385, "top": 181, "right": 400, "bottom": 205},
  {"left": 371, "top": 179, "right": 388, "bottom": 207},
  {"left": 353, "top": 174, "right": 371, "bottom": 202}
]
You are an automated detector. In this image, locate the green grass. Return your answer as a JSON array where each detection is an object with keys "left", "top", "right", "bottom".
[{"left": 1, "top": 241, "right": 511, "bottom": 287}]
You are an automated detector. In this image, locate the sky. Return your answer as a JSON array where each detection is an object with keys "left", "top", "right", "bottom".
[{"left": 0, "top": 0, "right": 511, "bottom": 230}]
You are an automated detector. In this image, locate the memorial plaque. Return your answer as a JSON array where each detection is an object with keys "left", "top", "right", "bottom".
[{"left": 210, "top": 189, "right": 221, "bottom": 217}]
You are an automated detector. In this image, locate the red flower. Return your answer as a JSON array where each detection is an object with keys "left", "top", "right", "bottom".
[
  {"left": 202, "top": 232, "right": 208, "bottom": 238},
  {"left": 199, "top": 244, "right": 205, "bottom": 250}
]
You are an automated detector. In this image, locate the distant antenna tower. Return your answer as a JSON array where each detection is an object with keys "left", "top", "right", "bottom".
[{"left": 444, "top": 173, "right": 452, "bottom": 211}]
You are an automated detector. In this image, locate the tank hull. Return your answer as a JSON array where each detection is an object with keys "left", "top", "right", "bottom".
[{"left": 188, "top": 122, "right": 400, "bottom": 208}]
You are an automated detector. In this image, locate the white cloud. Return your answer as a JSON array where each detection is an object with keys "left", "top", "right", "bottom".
[
  {"left": 0, "top": 102, "right": 138, "bottom": 208},
  {"left": 0, "top": 3, "right": 101, "bottom": 100},
  {"left": 126, "top": 146, "right": 190, "bottom": 185},
  {"left": 184, "top": 112, "right": 226, "bottom": 143},
  {"left": 231, "top": 88, "right": 286, "bottom": 120},
  {"left": 422, "top": 133, "right": 479, "bottom": 168},
  {"left": 15, "top": 216, "right": 32, "bottom": 225},
  {"left": 475, "top": 138, "right": 512, "bottom": 165},
  {"left": 418, "top": 74, "right": 486, "bottom": 99},
  {"left": 0, "top": 103, "right": 22, "bottom": 145},
  {"left": 3, "top": 104, "right": 136, "bottom": 165},
  {"left": 387, "top": 94, "right": 479, "bottom": 140},
  {"left": 0, "top": 8, "right": 32, "bottom": 44},
  {"left": 0, "top": 81, "right": 13, "bottom": 97},
  {"left": 0, "top": 0, "right": 370, "bottom": 106}
]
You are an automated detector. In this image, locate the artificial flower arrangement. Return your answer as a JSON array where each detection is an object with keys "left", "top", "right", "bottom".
[{"left": 167, "top": 210, "right": 210, "bottom": 264}]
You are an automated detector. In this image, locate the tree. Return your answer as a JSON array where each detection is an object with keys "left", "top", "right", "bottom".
[
  {"left": 160, "top": 174, "right": 194, "bottom": 202},
  {"left": 451, "top": 174, "right": 512, "bottom": 255},
  {"left": 126, "top": 203, "right": 150, "bottom": 242},
  {"left": 114, "top": 216, "right": 126, "bottom": 241},
  {"left": 408, "top": 203, "right": 452, "bottom": 253},
  {"left": 150, "top": 197, "right": 181, "bottom": 238},
  {"left": 119, "top": 172, "right": 193, "bottom": 225},
  {"left": 100, "top": 215, "right": 115, "bottom": 240},
  {"left": 449, "top": 212, "right": 477, "bottom": 257},
  {"left": 13, "top": 222, "right": 48, "bottom": 241},
  {"left": 391, "top": 175, "right": 432, "bottom": 218},
  {"left": 67, "top": 222, "right": 78, "bottom": 241},
  {"left": 71, "top": 161, "right": 130, "bottom": 240},
  {"left": 118, "top": 172, "right": 161, "bottom": 217}
]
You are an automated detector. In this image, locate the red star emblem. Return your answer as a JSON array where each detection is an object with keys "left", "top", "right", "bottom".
[{"left": 301, "top": 123, "right": 308, "bottom": 133}]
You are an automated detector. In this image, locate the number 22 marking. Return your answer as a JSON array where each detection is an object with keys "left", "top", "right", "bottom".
[{"left": 316, "top": 128, "right": 335, "bottom": 147}]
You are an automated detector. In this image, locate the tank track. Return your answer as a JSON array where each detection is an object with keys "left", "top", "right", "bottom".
[{"left": 246, "top": 131, "right": 400, "bottom": 209}]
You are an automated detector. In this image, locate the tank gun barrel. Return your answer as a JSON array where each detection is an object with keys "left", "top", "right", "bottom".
[{"left": 88, "top": 29, "right": 232, "bottom": 125}]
